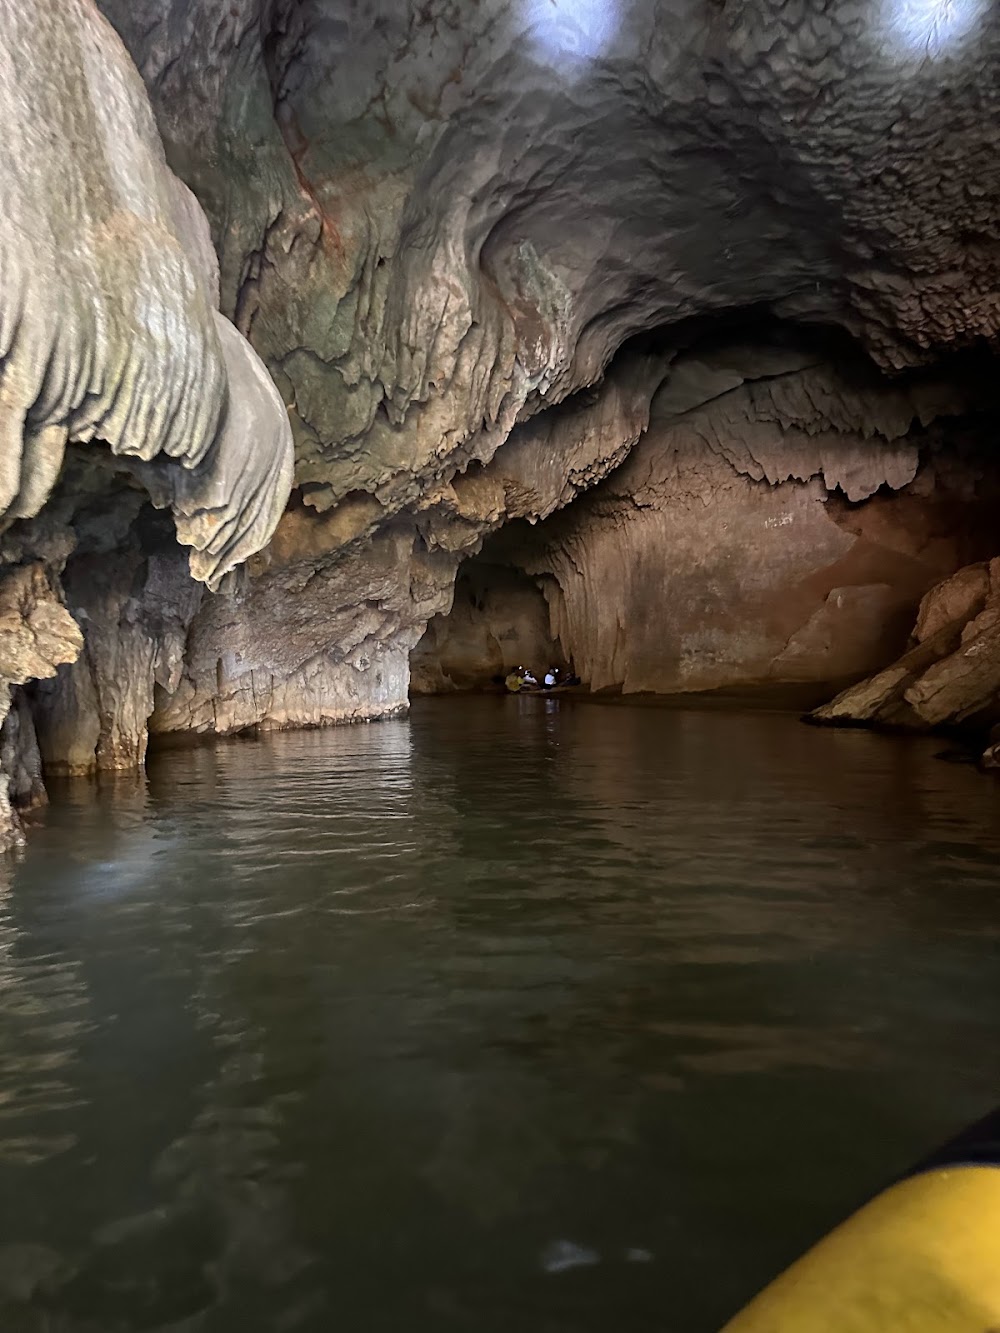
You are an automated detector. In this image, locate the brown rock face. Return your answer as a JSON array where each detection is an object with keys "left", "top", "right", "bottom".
[
  {"left": 0, "top": 564, "right": 82, "bottom": 690},
  {"left": 418, "top": 337, "right": 1000, "bottom": 697},
  {"left": 813, "top": 559, "right": 1000, "bottom": 739}
]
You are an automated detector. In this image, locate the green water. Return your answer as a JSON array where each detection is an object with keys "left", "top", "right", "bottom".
[{"left": 1, "top": 696, "right": 1000, "bottom": 1331}]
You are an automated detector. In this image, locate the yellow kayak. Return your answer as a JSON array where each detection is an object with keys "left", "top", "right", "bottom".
[{"left": 724, "top": 1109, "right": 1000, "bottom": 1331}]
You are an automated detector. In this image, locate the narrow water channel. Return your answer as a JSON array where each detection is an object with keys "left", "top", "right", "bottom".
[{"left": 2, "top": 697, "right": 999, "bottom": 1331}]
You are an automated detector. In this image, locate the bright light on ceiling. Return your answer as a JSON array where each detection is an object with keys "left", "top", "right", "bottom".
[
  {"left": 885, "top": 0, "right": 987, "bottom": 58},
  {"left": 525, "top": 0, "right": 619, "bottom": 69}
]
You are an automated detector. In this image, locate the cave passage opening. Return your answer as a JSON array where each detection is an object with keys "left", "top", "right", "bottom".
[{"left": 411, "top": 317, "right": 1000, "bottom": 731}]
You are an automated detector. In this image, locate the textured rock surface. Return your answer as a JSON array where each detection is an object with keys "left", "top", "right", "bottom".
[
  {"left": 0, "top": 0, "right": 293, "bottom": 586},
  {"left": 420, "top": 338, "right": 1000, "bottom": 695},
  {"left": 813, "top": 559, "right": 1000, "bottom": 734},
  {"left": 88, "top": 0, "right": 1000, "bottom": 743},
  {"left": 149, "top": 526, "right": 435, "bottom": 737},
  {"left": 0, "top": 563, "right": 81, "bottom": 848},
  {"left": 0, "top": 0, "right": 293, "bottom": 838},
  {"left": 34, "top": 546, "right": 204, "bottom": 775},
  {"left": 98, "top": 0, "right": 1000, "bottom": 486},
  {"left": 147, "top": 345, "right": 664, "bottom": 737}
]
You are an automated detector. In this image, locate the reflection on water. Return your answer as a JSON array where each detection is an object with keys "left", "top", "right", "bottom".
[{"left": 1, "top": 697, "right": 1000, "bottom": 1330}]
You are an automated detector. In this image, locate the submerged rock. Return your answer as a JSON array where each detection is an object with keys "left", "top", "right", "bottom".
[{"left": 0, "top": 1241, "right": 68, "bottom": 1304}]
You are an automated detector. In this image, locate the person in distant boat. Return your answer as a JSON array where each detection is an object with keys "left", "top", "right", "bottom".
[
  {"left": 543, "top": 666, "right": 559, "bottom": 689},
  {"left": 505, "top": 665, "right": 537, "bottom": 692},
  {"left": 506, "top": 666, "right": 552, "bottom": 693}
]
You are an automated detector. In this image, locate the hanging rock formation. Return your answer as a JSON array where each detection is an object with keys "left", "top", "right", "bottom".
[
  {"left": 0, "top": 0, "right": 293, "bottom": 582},
  {"left": 0, "top": 0, "right": 292, "bottom": 839}
]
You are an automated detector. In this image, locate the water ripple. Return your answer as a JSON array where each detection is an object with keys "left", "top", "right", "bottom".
[{"left": 0, "top": 700, "right": 998, "bottom": 1331}]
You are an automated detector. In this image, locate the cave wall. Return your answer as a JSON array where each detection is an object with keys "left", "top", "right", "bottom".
[
  {"left": 79, "top": 0, "right": 1000, "bottom": 743},
  {"left": 525, "top": 449, "right": 995, "bottom": 696},
  {"left": 145, "top": 342, "right": 664, "bottom": 739},
  {"left": 422, "top": 339, "right": 1000, "bottom": 697},
  {"left": 0, "top": 0, "right": 293, "bottom": 842}
]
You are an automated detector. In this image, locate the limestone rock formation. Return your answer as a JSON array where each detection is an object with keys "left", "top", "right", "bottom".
[
  {"left": 146, "top": 345, "right": 665, "bottom": 737},
  {"left": 84, "top": 0, "right": 1000, "bottom": 736},
  {"left": 149, "top": 522, "right": 441, "bottom": 737},
  {"left": 418, "top": 336, "right": 1000, "bottom": 696},
  {"left": 0, "top": 563, "right": 81, "bottom": 848},
  {"left": 98, "top": 0, "right": 1000, "bottom": 487},
  {"left": 812, "top": 560, "right": 1000, "bottom": 738},
  {"left": 34, "top": 546, "right": 205, "bottom": 776},
  {"left": 0, "top": 0, "right": 293, "bottom": 585},
  {"left": 0, "top": 0, "right": 293, "bottom": 840}
]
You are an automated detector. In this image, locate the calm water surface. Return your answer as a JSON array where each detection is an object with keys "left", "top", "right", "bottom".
[{"left": 2, "top": 697, "right": 1000, "bottom": 1331}]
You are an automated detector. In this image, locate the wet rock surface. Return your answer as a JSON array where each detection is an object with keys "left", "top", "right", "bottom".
[{"left": 0, "top": 563, "right": 82, "bottom": 848}]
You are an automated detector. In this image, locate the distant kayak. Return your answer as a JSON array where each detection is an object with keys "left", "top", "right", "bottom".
[
  {"left": 504, "top": 669, "right": 581, "bottom": 694},
  {"left": 506, "top": 683, "right": 576, "bottom": 695},
  {"left": 504, "top": 680, "right": 580, "bottom": 695}
]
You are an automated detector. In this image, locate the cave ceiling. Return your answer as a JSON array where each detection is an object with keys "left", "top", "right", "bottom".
[{"left": 97, "top": 0, "right": 1000, "bottom": 523}]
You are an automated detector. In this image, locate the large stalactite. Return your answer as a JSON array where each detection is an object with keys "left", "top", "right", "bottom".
[{"left": 0, "top": 0, "right": 293, "bottom": 845}]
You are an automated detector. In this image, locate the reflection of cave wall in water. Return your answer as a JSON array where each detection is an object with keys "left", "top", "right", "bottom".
[{"left": 411, "top": 564, "right": 563, "bottom": 693}]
